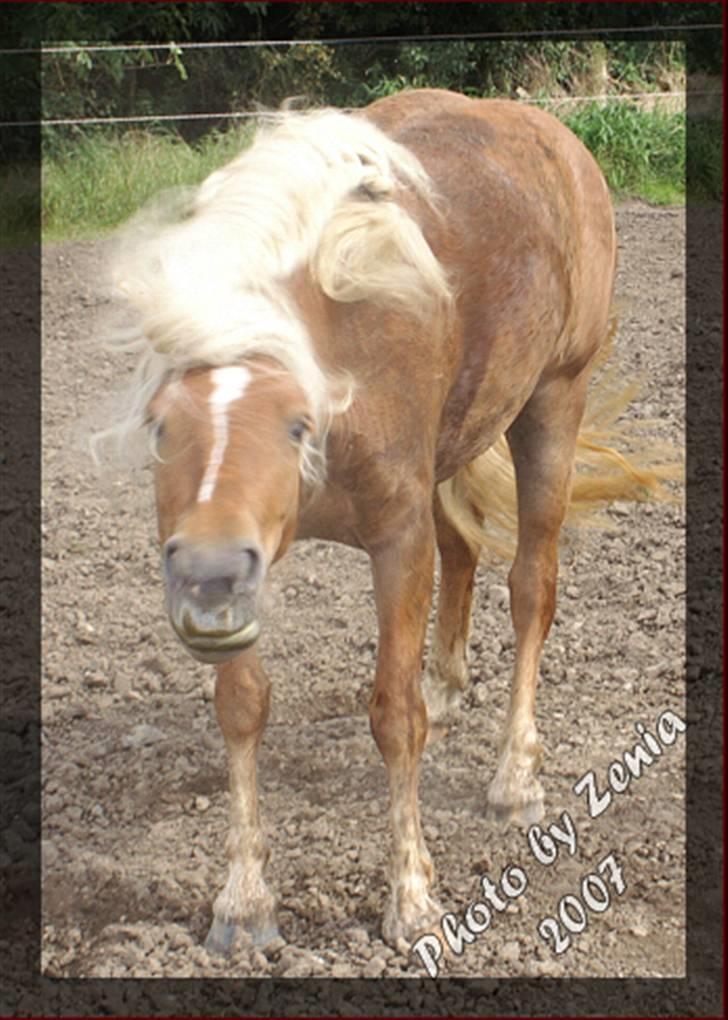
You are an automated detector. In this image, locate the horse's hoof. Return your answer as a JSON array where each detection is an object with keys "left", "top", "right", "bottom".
[
  {"left": 250, "top": 922, "right": 281, "bottom": 947},
  {"left": 484, "top": 795, "right": 544, "bottom": 828},
  {"left": 204, "top": 917, "right": 280, "bottom": 956},
  {"left": 382, "top": 895, "right": 443, "bottom": 949},
  {"left": 204, "top": 919, "right": 239, "bottom": 956}
]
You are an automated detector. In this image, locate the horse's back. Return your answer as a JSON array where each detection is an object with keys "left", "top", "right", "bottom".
[
  {"left": 363, "top": 88, "right": 613, "bottom": 245},
  {"left": 363, "top": 88, "right": 616, "bottom": 331}
]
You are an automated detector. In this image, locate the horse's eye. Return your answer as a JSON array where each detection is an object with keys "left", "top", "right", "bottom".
[
  {"left": 288, "top": 418, "right": 310, "bottom": 444},
  {"left": 152, "top": 420, "right": 165, "bottom": 442}
]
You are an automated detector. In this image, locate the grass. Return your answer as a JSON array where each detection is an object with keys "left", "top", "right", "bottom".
[
  {"left": 0, "top": 102, "right": 720, "bottom": 245},
  {"left": 562, "top": 102, "right": 689, "bottom": 206},
  {"left": 39, "top": 125, "right": 254, "bottom": 242}
]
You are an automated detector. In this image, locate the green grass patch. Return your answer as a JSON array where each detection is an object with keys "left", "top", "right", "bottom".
[
  {"left": 562, "top": 102, "right": 687, "bottom": 204},
  {"left": 40, "top": 126, "right": 254, "bottom": 241}
]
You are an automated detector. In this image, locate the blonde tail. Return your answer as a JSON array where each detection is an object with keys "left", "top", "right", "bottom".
[{"left": 437, "top": 336, "right": 683, "bottom": 561}]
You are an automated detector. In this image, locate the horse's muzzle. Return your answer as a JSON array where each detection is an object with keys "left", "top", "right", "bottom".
[{"left": 163, "top": 536, "right": 264, "bottom": 663}]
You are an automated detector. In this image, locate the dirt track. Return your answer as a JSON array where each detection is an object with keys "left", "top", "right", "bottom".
[{"left": 40, "top": 203, "right": 686, "bottom": 983}]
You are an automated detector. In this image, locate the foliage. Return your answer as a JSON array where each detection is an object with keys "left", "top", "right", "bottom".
[
  {"left": 2, "top": 0, "right": 721, "bottom": 238},
  {"left": 4, "top": 1, "right": 714, "bottom": 155},
  {"left": 607, "top": 40, "right": 685, "bottom": 90}
]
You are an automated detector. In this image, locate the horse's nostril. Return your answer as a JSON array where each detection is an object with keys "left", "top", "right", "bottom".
[
  {"left": 241, "top": 544, "right": 262, "bottom": 586},
  {"left": 164, "top": 537, "right": 265, "bottom": 594},
  {"left": 165, "top": 538, "right": 180, "bottom": 563}
]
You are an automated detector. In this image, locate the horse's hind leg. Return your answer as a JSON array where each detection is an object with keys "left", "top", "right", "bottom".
[
  {"left": 422, "top": 492, "right": 481, "bottom": 738},
  {"left": 205, "top": 653, "right": 278, "bottom": 953},
  {"left": 486, "top": 371, "right": 589, "bottom": 826}
]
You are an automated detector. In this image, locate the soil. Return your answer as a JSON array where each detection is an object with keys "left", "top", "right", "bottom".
[{"left": 38, "top": 203, "right": 686, "bottom": 985}]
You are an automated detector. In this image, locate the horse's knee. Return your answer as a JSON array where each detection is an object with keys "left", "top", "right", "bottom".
[
  {"left": 369, "top": 685, "right": 428, "bottom": 763},
  {"left": 215, "top": 660, "right": 270, "bottom": 743},
  {"left": 508, "top": 555, "right": 557, "bottom": 637}
]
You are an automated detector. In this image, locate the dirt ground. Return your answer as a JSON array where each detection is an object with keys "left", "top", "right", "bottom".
[{"left": 39, "top": 203, "right": 686, "bottom": 985}]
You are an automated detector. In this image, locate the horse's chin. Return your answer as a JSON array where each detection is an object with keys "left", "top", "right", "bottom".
[{"left": 172, "top": 619, "right": 261, "bottom": 664}]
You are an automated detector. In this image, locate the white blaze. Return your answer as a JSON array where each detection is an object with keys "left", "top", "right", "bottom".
[{"left": 197, "top": 366, "right": 251, "bottom": 503}]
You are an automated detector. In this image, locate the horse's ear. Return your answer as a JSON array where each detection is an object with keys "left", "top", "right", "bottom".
[
  {"left": 327, "top": 371, "right": 355, "bottom": 418},
  {"left": 356, "top": 168, "right": 393, "bottom": 201}
]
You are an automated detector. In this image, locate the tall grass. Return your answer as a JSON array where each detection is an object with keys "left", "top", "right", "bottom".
[
  {"left": 562, "top": 102, "right": 687, "bottom": 204},
  {"left": 2, "top": 102, "right": 717, "bottom": 244},
  {"left": 40, "top": 126, "right": 254, "bottom": 241}
]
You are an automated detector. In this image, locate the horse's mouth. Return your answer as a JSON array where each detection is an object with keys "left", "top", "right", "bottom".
[{"left": 171, "top": 615, "right": 261, "bottom": 663}]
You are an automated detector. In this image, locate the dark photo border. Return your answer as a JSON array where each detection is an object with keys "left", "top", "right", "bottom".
[{"left": 0, "top": 2, "right": 722, "bottom": 1016}]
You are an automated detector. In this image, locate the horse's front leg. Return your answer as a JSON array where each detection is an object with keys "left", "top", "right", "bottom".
[
  {"left": 205, "top": 652, "right": 278, "bottom": 954},
  {"left": 368, "top": 508, "right": 441, "bottom": 946}
]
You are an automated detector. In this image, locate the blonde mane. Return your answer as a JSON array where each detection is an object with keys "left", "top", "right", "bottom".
[{"left": 94, "top": 107, "right": 452, "bottom": 473}]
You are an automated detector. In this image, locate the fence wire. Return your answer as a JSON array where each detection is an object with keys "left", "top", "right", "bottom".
[
  {"left": 0, "top": 22, "right": 721, "bottom": 56},
  {"left": 3, "top": 28, "right": 718, "bottom": 130},
  {"left": 2, "top": 91, "right": 705, "bottom": 130}
]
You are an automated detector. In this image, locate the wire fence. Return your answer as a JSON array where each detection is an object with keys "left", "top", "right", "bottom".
[
  {"left": 3, "top": 90, "right": 706, "bottom": 130},
  {"left": 0, "top": 22, "right": 721, "bottom": 56},
  {"left": 3, "top": 28, "right": 719, "bottom": 130}
]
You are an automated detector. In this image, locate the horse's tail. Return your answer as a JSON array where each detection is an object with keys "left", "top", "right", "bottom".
[{"left": 436, "top": 328, "right": 683, "bottom": 560}]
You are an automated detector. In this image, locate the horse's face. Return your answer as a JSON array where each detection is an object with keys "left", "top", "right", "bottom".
[{"left": 148, "top": 362, "right": 313, "bottom": 663}]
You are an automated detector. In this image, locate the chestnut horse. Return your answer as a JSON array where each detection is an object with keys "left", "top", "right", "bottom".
[{"left": 100, "top": 89, "right": 668, "bottom": 952}]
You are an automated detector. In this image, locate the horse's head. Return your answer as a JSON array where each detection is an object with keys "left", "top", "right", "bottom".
[{"left": 148, "top": 360, "right": 314, "bottom": 663}]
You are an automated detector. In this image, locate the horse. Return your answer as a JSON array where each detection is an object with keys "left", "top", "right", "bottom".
[{"left": 98, "top": 88, "right": 673, "bottom": 953}]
